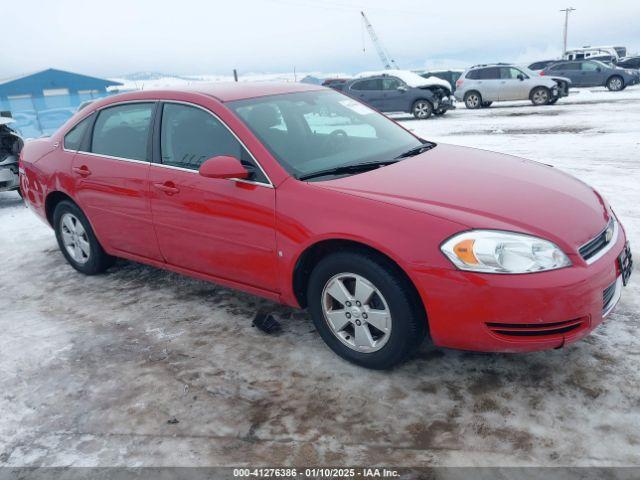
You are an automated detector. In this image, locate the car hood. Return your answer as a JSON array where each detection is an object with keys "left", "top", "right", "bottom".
[{"left": 313, "top": 144, "right": 609, "bottom": 249}]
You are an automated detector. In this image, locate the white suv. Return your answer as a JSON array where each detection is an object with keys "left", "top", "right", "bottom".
[{"left": 454, "top": 64, "right": 570, "bottom": 109}]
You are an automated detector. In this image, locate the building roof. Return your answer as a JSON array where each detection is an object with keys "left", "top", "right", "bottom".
[{"left": 0, "top": 68, "right": 122, "bottom": 96}]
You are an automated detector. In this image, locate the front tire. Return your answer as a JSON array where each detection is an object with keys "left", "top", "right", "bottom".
[
  {"left": 464, "top": 91, "right": 482, "bottom": 109},
  {"left": 307, "top": 251, "right": 427, "bottom": 369},
  {"left": 530, "top": 87, "right": 551, "bottom": 106},
  {"left": 412, "top": 100, "right": 433, "bottom": 119},
  {"left": 607, "top": 75, "right": 624, "bottom": 91},
  {"left": 53, "top": 200, "right": 115, "bottom": 275}
]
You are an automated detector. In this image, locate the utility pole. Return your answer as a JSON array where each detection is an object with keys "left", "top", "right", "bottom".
[{"left": 560, "top": 7, "right": 576, "bottom": 55}]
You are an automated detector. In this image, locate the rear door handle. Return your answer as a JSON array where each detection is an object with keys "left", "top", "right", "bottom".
[
  {"left": 72, "top": 166, "right": 91, "bottom": 177},
  {"left": 153, "top": 182, "right": 180, "bottom": 195}
]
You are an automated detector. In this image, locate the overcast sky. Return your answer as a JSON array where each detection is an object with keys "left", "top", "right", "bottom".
[{"left": 3, "top": 0, "right": 640, "bottom": 78}]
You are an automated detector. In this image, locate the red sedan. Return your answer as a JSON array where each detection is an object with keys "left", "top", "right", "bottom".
[{"left": 19, "top": 83, "right": 632, "bottom": 369}]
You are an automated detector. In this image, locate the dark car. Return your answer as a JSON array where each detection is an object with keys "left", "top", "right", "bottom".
[
  {"left": 528, "top": 60, "right": 559, "bottom": 72},
  {"left": 344, "top": 71, "right": 454, "bottom": 119},
  {"left": 617, "top": 56, "right": 640, "bottom": 70},
  {"left": 322, "top": 78, "right": 350, "bottom": 91},
  {"left": 418, "top": 70, "right": 464, "bottom": 92},
  {"left": 541, "top": 60, "right": 640, "bottom": 91}
]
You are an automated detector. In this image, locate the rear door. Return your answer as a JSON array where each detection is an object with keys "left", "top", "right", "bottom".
[
  {"left": 347, "top": 78, "right": 385, "bottom": 110},
  {"left": 148, "top": 101, "right": 278, "bottom": 292},
  {"left": 549, "top": 62, "right": 580, "bottom": 85},
  {"left": 71, "top": 102, "right": 162, "bottom": 260},
  {"left": 476, "top": 67, "right": 501, "bottom": 101}
]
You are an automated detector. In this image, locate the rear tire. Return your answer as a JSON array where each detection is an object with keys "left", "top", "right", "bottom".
[
  {"left": 53, "top": 200, "right": 115, "bottom": 275},
  {"left": 530, "top": 86, "right": 551, "bottom": 106},
  {"left": 464, "top": 91, "right": 482, "bottom": 109},
  {"left": 606, "top": 75, "right": 624, "bottom": 91},
  {"left": 307, "top": 250, "right": 427, "bottom": 369},
  {"left": 411, "top": 100, "right": 433, "bottom": 119}
]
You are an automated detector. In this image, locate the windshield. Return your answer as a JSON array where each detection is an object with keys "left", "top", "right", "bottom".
[{"left": 228, "top": 90, "right": 424, "bottom": 180}]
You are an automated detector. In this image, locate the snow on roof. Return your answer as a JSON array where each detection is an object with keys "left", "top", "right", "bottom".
[{"left": 354, "top": 70, "right": 451, "bottom": 91}]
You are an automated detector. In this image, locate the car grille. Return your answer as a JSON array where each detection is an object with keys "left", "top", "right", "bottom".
[
  {"left": 579, "top": 218, "right": 615, "bottom": 262},
  {"left": 486, "top": 318, "right": 587, "bottom": 337}
]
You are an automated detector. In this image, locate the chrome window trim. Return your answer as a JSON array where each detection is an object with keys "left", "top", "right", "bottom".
[
  {"left": 603, "top": 276, "right": 623, "bottom": 317},
  {"left": 581, "top": 217, "right": 619, "bottom": 265},
  {"left": 75, "top": 150, "right": 150, "bottom": 165},
  {"left": 67, "top": 99, "right": 274, "bottom": 189}
]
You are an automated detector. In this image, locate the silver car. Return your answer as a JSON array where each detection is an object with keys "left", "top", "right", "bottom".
[{"left": 454, "top": 64, "right": 570, "bottom": 109}]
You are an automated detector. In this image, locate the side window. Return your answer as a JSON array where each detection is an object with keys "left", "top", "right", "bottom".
[
  {"left": 581, "top": 62, "right": 599, "bottom": 71},
  {"left": 382, "top": 77, "right": 402, "bottom": 90},
  {"left": 160, "top": 103, "right": 268, "bottom": 183},
  {"left": 500, "top": 67, "right": 525, "bottom": 79},
  {"left": 351, "top": 79, "right": 382, "bottom": 91},
  {"left": 91, "top": 103, "right": 154, "bottom": 161},
  {"left": 64, "top": 115, "right": 93, "bottom": 151},
  {"left": 478, "top": 67, "right": 500, "bottom": 80}
]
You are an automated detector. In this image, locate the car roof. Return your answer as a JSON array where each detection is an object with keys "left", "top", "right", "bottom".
[{"left": 118, "top": 82, "right": 326, "bottom": 103}]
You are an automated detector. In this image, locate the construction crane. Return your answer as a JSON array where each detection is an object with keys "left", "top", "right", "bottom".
[{"left": 360, "top": 11, "right": 399, "bottom": 70}]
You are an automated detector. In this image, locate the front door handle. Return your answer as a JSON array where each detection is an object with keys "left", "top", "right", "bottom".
[
  {"left": 72, "top": 166, "right": 91, "bottom": 177},
  {"left": 153, "top": 182, "right": 180, "bottom": 195}
]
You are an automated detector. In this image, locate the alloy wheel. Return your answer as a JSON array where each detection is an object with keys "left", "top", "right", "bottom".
[
  {"left": 321, "top": 272, "right": 392, "bottom": 353},
  {"left": 413, "top": 102, "right": 431, "bottom": 118},
  {"left": 609, "top": 77, "right": 623, "bottom": 91},
  {"left": 60, "top": 213, "right": 91, "bottom": 264},
  {"left": 466, "top": 94, "right": 480, "bottom": 108},
  {"left": 532, "top": 89, "right": 549, "bottom": 105}
]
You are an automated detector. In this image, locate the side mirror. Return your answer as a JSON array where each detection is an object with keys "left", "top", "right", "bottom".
[
  {"left": 397, "top": 86, "right": 408, "bottom": 92},
  {"left": 517, "top": 74, "right": 525, "bottom": 81},
  {"left": 199, "top": 155, "right": 249, "bottom": 180}
]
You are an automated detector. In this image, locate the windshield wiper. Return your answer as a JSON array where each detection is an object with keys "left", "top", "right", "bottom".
[
  {"left": 394, "top": 142, "right": 437, "bottom": 159},
  {"left": 298, "top": 160, "right": 399, "bottom": 181}
]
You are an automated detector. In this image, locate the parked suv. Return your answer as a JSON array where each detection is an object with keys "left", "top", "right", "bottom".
[
  {"left": 541, "top": 60, "right": 640, "bottom": 91},
  {"left": 417, "top": 70, "right": 464, "bottom": 92},
  {"left": 455, "top": 64, "right": 570, "bottom": 108},
  {"left": 344, "top": 70, "right": 454, "bottom": 119}
]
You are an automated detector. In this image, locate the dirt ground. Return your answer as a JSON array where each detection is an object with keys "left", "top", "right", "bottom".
[{"left": 1, "top": 87, "right": 639, "bottom": 467}]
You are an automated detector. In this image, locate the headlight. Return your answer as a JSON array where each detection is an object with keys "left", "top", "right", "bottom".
[{"left": 441, "top": 230, "right": 571, "bottom": 274}]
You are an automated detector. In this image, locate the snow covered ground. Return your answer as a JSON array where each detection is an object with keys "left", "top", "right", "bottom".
[{"left": 0, "top": 85, "right": 639, "bottom": 468}]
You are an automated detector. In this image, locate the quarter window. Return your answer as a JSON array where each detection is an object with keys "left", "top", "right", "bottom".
[
  {"left": 64, "top": 115, "right": 93, "bottom": 151},
  {"left": 91, "top": 103, "right": 154, "bottom": 161},
  {"left": 160, "top": 103, "right": 267, "bottom": 183}
]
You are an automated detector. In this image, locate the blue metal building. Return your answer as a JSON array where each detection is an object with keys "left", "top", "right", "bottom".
[{"left": 0, "top": 68, "right": 123, "bottom": 138}]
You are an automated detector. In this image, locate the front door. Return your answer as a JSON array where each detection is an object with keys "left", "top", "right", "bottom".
[
  {"left": 71, "top": 102, "right": 162, "bottom": 260},
  {"left": 580, "top": 61, "right": 605, "bottom": 87},
  {"left": 149, "top": 102, "right": 278, "bottom": 292},
  {"left": 498, "top": 67, "right": 530, "bottom": 101}
]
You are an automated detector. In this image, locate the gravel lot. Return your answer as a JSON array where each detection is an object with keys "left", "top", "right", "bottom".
[{"left": 1, "top": 87, "right": 639, "bottom": 467}]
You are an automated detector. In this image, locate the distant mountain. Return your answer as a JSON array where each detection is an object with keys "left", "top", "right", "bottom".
[{"left": 119, "top": 71, "right": 196, "bottom": 81}]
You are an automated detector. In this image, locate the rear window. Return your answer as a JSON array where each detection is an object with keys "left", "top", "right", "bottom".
[
  {"left": 91, "top": 103, "right": 154, "bottom": 161},
  {"left": 64, "top": 115, "right": 93, "bottom": 151},
  {"left": 465, "top": 69, "right": 480, "bottom": 80}
]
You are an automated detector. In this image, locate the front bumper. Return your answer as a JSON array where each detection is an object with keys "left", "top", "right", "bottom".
[
  {"left": 0, "top": 164, "right": 19, "bottom": 191},
  {"left": 437, "top": 97, "right": 456, "bottom": 111},
  {"left": 413, "top": 229, "right": 629, "bottom": 352}
]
